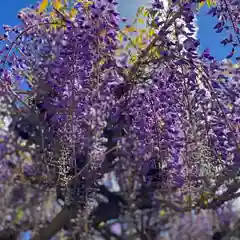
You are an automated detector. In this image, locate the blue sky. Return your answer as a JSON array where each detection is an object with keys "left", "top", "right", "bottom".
[
  {"left": 0, "top": 0, "right": 37, "bottom": 27},
  {"left": 0, "top": 0, "right": 235, "bottom": 61},
  {"left": 197, "top": 4, "right": 233, "bottom": 60}
]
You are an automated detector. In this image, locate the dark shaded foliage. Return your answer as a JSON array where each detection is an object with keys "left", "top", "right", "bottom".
[{"left": 90, "top": 184, "right": 127, "bottom": 228}]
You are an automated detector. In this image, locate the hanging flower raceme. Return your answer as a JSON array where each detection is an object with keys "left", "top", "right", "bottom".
[{"left": 0, "top": 0, "right": 123, "bottom": 171}]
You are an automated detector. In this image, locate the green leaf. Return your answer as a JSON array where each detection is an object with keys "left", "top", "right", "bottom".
[
  {"left": 149, "top": 28, "right": 155, "bottom": 37},
  {"left": 143, "top": 9, "right": 149, "bottom": 17},
  {"left": 38, "top": 0, "right": 48, "bottom": 13},
  {"left": 27, "top": 74, "right": 33, "bottom": 82},
  {"left": 82, "top": 1, "right": 94, "bottom": 9},
  {"left": 117, "top": 32, "right": 123, "bottom": 43},
  {"left": 52, "top": 0, "right": 64, "bottom": 10},
  {"left": 197, "top": 1, "right": 205, "bottom": 9},
  {"left": 134, "top": 35, "right": 139, "bottom": 45},
  {"left": 159, "top": 210, "right": 165, "bottom": 216},
  {"left": 138, "top": 18, "right": 145, "bottom": 24},
  {"left": 206, "top": 0, "right": 216, "bottom": 7},
  {"left": 124, "top": 26, "right": 137, "bottom": 33},
  {"left": 15, "top": 208, "right": 24, "bottom": 223},
  {"left": 184, "top": 195, "right": 192, "bottom": 205},
  {"left": 200, "top": 192, "right": 209, "bottom": 207},
  {"left": 137, "top": 6, "right": 144, "bottom": 16},
  {"left": 98, "top": 222, "right": 105, "bottom": 228},
  {"left": 69, "top": 8, "right": 78, "bottom": 18},
  {"left": 206, "top": 0, "right": 212, "bottom": 7},
  {"left": 130, "top": 55, "right": 137, "bottom": 63}
]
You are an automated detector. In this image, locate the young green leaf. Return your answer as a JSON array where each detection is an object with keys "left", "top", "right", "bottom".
[
  {"left": 197, "top": 1, "right": 205, "bottom": 10},
  {"left": 38, "top": 0, "right": 49, "bottom": 14},
  {"left": 138, "top": 18, "right": 145, "bottom": 24},
  {"left": 206, "top": 0, "right": 212, "bottom": 7}
]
